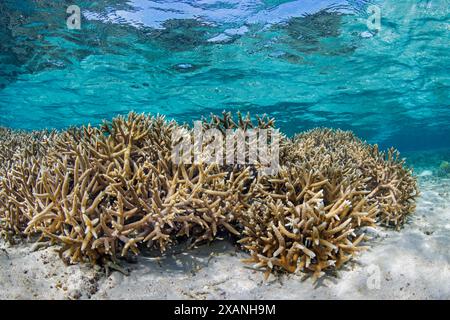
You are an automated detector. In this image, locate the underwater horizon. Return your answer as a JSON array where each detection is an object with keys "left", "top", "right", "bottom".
[{"left": 0, "top": 0, "right": 449, "bottom": 153}]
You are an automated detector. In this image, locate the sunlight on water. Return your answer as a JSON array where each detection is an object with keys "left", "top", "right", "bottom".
[{"left": 0, "top": 0, "right": 449, "bottom": 152}]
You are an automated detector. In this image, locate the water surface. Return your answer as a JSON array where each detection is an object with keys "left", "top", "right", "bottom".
[{"left": 0, "top": 0, "right": 449, "bottom": 152}]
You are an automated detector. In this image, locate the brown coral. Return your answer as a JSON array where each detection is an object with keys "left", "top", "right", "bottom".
[
  {"left": 238, "top": 128, "right": 417, "bottom": 278},
  {"left": 0, "top": 112, "right": 418, "bottom": 279}
]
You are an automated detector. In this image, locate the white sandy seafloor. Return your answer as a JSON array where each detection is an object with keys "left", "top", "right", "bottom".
[{"left": 1, "top": 174, "right": 449, "bottom": 300}]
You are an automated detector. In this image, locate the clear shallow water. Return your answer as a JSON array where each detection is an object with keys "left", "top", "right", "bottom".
[{"left": 0, "top": 0, "right": 449, "bottom": 152}]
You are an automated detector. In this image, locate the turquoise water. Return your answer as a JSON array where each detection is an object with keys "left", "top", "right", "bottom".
[{"left": 0, "top": 0, "right": 449, "bottom": 152}]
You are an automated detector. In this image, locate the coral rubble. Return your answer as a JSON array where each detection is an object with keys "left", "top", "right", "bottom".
[{"left": 0, "top": 112, "right": 418, "bottom": 279}]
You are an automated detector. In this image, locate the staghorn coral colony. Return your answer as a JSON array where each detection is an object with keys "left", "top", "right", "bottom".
[{"left": 0, "top": 112, "right": 418, "bottom": 279}]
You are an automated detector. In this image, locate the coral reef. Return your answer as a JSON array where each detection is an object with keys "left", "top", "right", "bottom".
[
  {"left": 239, "top": 128, "right": 417, "bottom": 278},
  {"left": 0, "top": 112, "right": 418, "bottom": 279},
  {"left": 0, "top": 127, "right": 55, "bottom": 241}
]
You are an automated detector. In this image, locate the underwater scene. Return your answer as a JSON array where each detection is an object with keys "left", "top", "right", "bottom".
[{"left": 0, "top": 0, "right": 449, "bottom": 301}]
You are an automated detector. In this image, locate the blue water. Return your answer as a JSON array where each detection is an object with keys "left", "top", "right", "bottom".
[{"left": 0, "top": 0, "right": 449, "bottom": 152}]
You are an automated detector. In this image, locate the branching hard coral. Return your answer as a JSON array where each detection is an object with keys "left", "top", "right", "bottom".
[
  {"left": 283, "top": 128, "right": 418, "bottom": 228},
  {"left": 0, "top": 127, "right": 55, "bottom": 241},
  {"left": 0, "top": 113, "right": 418, "bottom": 280},
  {"left": 0, "top": 113, "right": 259, "bottom": 264},
  {"left": 238, "top": 128, "right": 418, "bottom": 278},
  {"left": 239, "top": 167, "right": 375, "bottom": 279}
]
